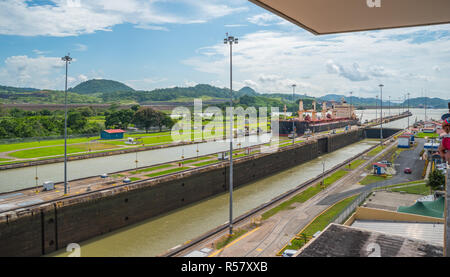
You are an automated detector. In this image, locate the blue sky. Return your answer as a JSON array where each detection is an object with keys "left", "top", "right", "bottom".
[{"left": 0, "top": 0, "right": 449, "bottom": 101}]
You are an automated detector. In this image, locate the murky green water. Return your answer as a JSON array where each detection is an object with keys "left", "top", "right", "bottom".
[{"left": 49, "top": 139, "right": 379, "bottom": 257}]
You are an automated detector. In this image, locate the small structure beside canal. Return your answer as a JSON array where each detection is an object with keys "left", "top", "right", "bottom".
[{"left": 101, "top": 129, "right": 126, "bottom": 140}]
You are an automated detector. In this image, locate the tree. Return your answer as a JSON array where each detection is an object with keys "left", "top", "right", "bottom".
[
  {"left": 154, "top": 111, "right": 175, "bottom": 132},
  {"left": 67, "top": 111, "right": 87, "bottom": 132},
  {"left": 131, "top": 104, "right": 140, "bottom": 112},
  {"left": 105, "top": 109, "right": 134, "bottom": 130},
  {"left": 427, "top": 169, "right": 445, "bottom": 192},
  {"left": 133, "top": 108, "right": 158, "bottom": 133}
]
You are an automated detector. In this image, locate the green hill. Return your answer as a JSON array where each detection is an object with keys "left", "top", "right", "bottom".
[{"left": 69, "top": 79, "right": 135, "bottom": 94}]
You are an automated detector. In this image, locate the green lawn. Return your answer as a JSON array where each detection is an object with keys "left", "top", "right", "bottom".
[
  {"left": 347, "top": 159, "right": 365, "bottom": 170},
  {"left": 366, "top": 145, "right": 384, "bottom": 157},
  {"left": 192, "top": 160, "right": 220, "bottom": 167},
  {"left": 359, "top": 174, "right": 390, "bottom": 186},
  {"left": 183, "top": 156, "right": 213, "bottom": 164},
  {"left": 415, "top": 132, "right": 439, "bottom": 138},
  {"left": 132, "top": 164, "right": 174, "bottom": 174},
  {"left": 8, "top": 143, "right": 120, "bottom": 159},
  {"left": 145, "top": 167, "right": 190, "bottom": 178},
  {"left": 0, "top": 137, "right": 100, "bottom": 153},
  {"left": 379, "top": 180, "right": 425, "bottom": 190},
  {"left": 391, "top": 182, "right": 430, "bottom": 195},
  {"left": 262, "top": 170, "right": 349, "bottom": 220},
  {"left": 283, "top": 195, "right": 358, "bottom": 252}
]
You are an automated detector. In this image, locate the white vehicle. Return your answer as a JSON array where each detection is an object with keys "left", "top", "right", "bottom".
[{"left": 282, "top": 249, "right": 298, "bottom": 257}]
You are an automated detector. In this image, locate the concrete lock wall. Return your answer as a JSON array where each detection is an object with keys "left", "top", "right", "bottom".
[
  {"left": 364, "top": 128, "right": 401, "bottom": 139},
  {"left": 0, "top": 130, "right": 364, "bottom": 257}
]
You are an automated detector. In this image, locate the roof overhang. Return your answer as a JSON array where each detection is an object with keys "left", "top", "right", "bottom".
[{"left": 248, "top": 0, "right": 450, "bottom": 35}]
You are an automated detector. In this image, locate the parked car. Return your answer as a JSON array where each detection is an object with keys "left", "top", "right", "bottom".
[
  {"left": 282, "top": 249, "right": 298, "bottom": 257},
  {"left": 404, "top": 168, "right": 412, "bottom": 174}
]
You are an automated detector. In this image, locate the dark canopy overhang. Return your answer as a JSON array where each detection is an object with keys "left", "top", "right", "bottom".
[{"left": 248, "top": 0, "right": 450, "bottom": 35}]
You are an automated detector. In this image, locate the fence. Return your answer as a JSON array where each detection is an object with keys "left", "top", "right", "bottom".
[{"left": 332, "top": 191, "right": 371, "bottom": 224}]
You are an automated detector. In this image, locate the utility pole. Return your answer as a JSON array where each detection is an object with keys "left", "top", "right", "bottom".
[
  {"left": 224, "top": 33, "right": 238, "bottom": 235},
  {"left": 61, "top": 54, "right": 72, "bottom": 195},
  {"left": 379, "top": 84, "right": 384, "bottom": 145},
  {"left": 407, "top": 92, "right": 410, "bottom": 129},
  {"left": 388, "top": 96, "right": 391, "bottom": 117},
  {"left": 375, "top": 95, "right": 378, "bottom": 124},
  {"left": 292, "top": 84, "right": 296, "bottom": 145}
]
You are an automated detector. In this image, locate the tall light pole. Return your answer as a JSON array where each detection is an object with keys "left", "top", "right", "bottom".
[
  {"left": 388, "top": 96, "right": 391, "bottom": 117},
  {"left": 292, "top": 84, "right": 296, "bottom": 145},
  {"left": 375, "top": 95, "right": 378, "bottom": 124},
  {"left": 379, "top": 84, "right": 384, "bottom": 145},
  {"left": 224, "top": 33, "right": 238, "bottom": 235},
  {"left": 407, "top": 92, "right": 410, "bottom": 129},
  {"left": 62, "top": 54, "right": 72, "bottom": 195},
  {"left": 349, "top": 91, "right": 353, "bottom": 118}
]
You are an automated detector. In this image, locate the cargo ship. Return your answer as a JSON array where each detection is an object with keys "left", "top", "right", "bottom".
[{"left": 279, "top": 97, "right": 359, "bottom": 136}]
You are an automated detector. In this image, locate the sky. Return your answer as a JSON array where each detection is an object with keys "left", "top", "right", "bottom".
[{"left": 0, "top": 0, "right": 449, "bottom": 101}]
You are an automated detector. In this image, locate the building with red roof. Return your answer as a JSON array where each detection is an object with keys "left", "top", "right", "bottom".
[{"left": 101, "top": 129, "right": 126, "bottom": 140}]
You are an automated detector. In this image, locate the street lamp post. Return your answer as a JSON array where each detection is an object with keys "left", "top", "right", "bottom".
[
  {"left": 388, "top": 96, "right": 391, "bottom": 117},
  {"left": 379, "top": 84, "right": 384, "bottom": 145},
  {"left": 375, "top": 95, "right": 378, "bottom": 124},
  {"left": 407, "top": 92, "right": 410, "bottom": 129},
  {"left": 224, "top": 33, "right": 238, "bottom": 235},
  {"left": 62, "top": 54, "right": 72, "bottom": 195},
  {"left": 349, "top": 91, "right": 353, "bottom": 119},
  {"left": 292, "top": 84, "right": 296, "bottom": 145}
]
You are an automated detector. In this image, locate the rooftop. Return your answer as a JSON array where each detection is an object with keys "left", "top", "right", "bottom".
[
  {"left": 249, "top": 0, "right": 450, "bottom": 35},
  {"left": 352, "top": 220, "right": 443, "bottom": 246},
  {"left": 297, "top": 224, "right": 443, "bottom": 257}
]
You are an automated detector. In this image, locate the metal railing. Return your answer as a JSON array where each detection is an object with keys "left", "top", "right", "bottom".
[{"left": 332, "top": 191, "right": 371, "bottom": 224}]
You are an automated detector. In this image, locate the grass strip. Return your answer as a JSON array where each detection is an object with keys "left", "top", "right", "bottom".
[
  {"left": 182, "top": 156, "right": 212, "bottom": 164},
  {"left": 391, "top": 182, "right": 429, "bottom": 195},
  {"left": 359, "top": 174, "right": 390, "bottom": 186},
  {"left": 192, "top": 160, "right": 220, "bottom": 167},
  {"left": 132, "top": 164, "right": 173, "bottom": 174},
  {"left": 215, "top": 229, "right": 248, "bottom": 250},
  {"left": 262, "top": 170, "right": 349, "bottom": 220},
  {"left": 146, "top": 167, "right": 190, "bottom": 178},
  {"left": 347, "top": 159, "right": 365, "bottom": 170},
  {"left": 366, "top": 145, "right": 384, "bottom": 157},
  {"left": 283, "top": 195, "right": 358, "bottom": 252}
]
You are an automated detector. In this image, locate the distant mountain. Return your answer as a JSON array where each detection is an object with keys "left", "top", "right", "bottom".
[
  {"left": 407, "top": 97, "right": 449, "bottom": 109},
  {"left": 69, "top": 79, "right": 135, "bottom": 94},
  {"left": 239, "top": 86, "right": 258, "bottom": 96},
  {"left": 1, "top": 80, "right": 448, "bottom": 108},
  {"left": 0, "top": 85, "right": 40, "bottom": 93}
]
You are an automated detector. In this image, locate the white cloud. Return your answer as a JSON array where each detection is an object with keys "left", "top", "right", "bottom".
[
  {"left": 248, "top": 13, "right": 283, "bottom": 26},
  {"left": 184, "top": 25, "right": 450, "bottom": 98},
  {"left": 0, "top": 55, "right": 65, "bottom": 89},
  {"left": 75, "top": 43, "right": 88, "bottom": 51},
  {"left": 0, "top": 0, "right": 248, "bottom": 37},
  {"left": 32, "top": 49, "right": 51, "bottom": 55}
]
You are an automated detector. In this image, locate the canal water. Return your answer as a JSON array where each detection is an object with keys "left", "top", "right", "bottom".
[
  {"left": 356, "top": 108, "right": 447, "bottom": 129},
  {"left": 0, "top": 133, "right": 272, "bottom": 193},
  {"left": 49, "top": 139, "right": 379, "bottom": 257}
]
